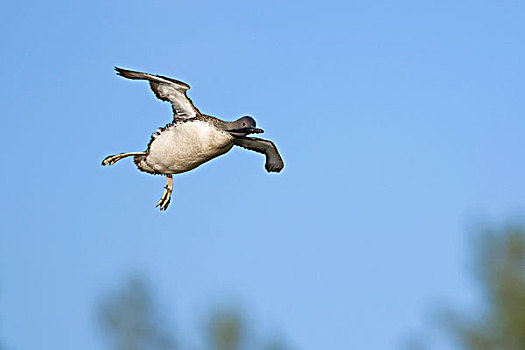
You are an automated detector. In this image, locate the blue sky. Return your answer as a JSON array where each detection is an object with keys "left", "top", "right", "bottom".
[{"left": 1, "top": 0, "right": 524, "bottom": 349}]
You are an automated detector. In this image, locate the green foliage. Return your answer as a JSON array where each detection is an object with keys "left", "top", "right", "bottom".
[
  {"left": 97, "top": 276, "right": 291, "bottom": 350},
  {"left": 208, "top": 309, "right": 244, "bottom": 350},
  {"left": 451, "top": 227, "right": 525, "bottom": 350},
  {"left": 97, "top": 276, "right": 177, "bottom": 350}
]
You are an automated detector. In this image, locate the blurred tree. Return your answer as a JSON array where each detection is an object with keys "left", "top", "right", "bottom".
[
  {"left": 207, "top": 309, "right": 244, "bottom": 350},
  {"left": 98, "top": 276, "right": 292, "bottom": 350},
  {"left": 262, "top": 339, "right": 290, "bottom": 350},
  {"left": 97, "top": 276, "right": 177, "bottom": 350},
  {"left": 206, "top": 309, "right": 290, "bottom": 350},
  {"left": 449, "top": 226, "right": 525, "bottom": 350}
]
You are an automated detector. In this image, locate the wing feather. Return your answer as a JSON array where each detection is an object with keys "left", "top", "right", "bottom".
[{"left": 115, "top": 67, "right": 201, "bottom": 119}]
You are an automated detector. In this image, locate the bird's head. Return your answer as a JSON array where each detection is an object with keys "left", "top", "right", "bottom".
[{"left": 225, "top": 116, "right": 264, "bottom": 137}]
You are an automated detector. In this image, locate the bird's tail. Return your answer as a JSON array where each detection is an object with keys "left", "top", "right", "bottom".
[{"left": 133, "top": 154, "right": 157, "bottom": 174}]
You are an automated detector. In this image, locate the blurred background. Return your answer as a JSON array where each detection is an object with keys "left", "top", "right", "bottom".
[{"left": 1, "top": 1, "right": 524, "bottom": 349}]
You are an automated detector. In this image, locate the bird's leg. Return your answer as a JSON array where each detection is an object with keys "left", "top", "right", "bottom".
[
  {"left": 156, "top": 175, "right": 173, "bottom": 211},
  {"left": 101, "top": 152, "right": 145, "bottom": 166}
]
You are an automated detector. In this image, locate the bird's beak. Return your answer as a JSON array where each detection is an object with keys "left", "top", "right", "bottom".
[{"left": 227, "top": 127, "right": 264, "bottom": 135}]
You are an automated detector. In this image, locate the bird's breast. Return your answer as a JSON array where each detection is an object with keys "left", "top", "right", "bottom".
[{"left": 145, "top": 120, "right": 234, "bottom": 174}]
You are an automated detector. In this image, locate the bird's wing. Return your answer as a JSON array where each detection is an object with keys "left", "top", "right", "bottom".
[
  {"left": 115, "top": 67, "right": 201, "bottom": 120},
  {"left": 234, "top": 137, "right": 284, "bottom": 173}
]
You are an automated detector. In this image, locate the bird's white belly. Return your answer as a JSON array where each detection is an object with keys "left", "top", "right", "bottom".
[{"left": 145, "top": 120, "right": 234, "bottom": 174}]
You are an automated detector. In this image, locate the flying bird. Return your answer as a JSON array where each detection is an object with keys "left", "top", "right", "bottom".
[{"left": 102, "top": 67, "right": 284, "bottom": 210}]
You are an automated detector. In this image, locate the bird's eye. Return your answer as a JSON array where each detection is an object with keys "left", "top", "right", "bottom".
[{"left": 242, "top": 122, "right": 246, "bottom": 127}]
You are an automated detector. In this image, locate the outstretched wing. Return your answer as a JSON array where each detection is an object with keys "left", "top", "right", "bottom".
[
  {"left": 115, "top": 67, "right": 201, "bottom": 120},
  {"left": 234, "top": 137, "right": 284, "bottom": 173}
]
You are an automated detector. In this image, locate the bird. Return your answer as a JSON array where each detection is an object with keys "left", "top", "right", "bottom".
[{"left": 102, "top": 67, "right": 284, "bottom": 210}]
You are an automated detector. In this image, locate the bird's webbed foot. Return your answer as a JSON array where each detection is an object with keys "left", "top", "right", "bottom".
[
  {"left": 155, "top": 175, "right": 173, "bottom": 211},
  {"left": 101, "top": 152, "right": 144, "bottom": 166}
]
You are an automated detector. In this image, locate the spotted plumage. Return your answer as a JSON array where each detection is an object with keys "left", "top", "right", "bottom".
[{"left": 102, "top": 67, "right": 284, "bottom": 210}]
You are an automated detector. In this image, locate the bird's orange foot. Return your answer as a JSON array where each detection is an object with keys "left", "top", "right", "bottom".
[
  {"left": 155, "top": 185, "right": 172, "bottom": 211},
  {"left": 101, "top": 154, "right": 124, "bottom": 166},
  {"left": 101, "top": 152, "right": 144, "bottom": 166}
]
